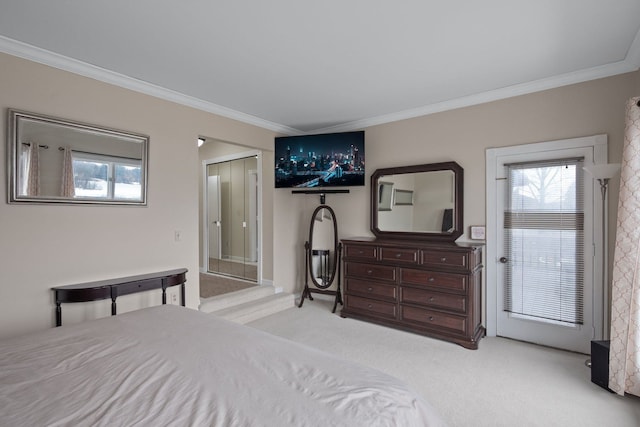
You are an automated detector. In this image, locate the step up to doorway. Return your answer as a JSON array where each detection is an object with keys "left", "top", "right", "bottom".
[{"left": 199, "top": 285, "right": 295, "bottom": 324}]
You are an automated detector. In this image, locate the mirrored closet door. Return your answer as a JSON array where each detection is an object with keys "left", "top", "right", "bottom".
[{"left": 206, "top": 155, "right": 258, "bottom": 281}]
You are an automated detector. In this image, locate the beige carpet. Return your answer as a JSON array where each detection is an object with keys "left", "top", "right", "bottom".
[
  {"left": 249, "top": 296, "right": 640, "bottom": 427},
  {"left": 208, "top": 258, "right": 257, "bottom": 281},
  {"left": 199, "top": 273, "right": 256, "bottom": 299}
]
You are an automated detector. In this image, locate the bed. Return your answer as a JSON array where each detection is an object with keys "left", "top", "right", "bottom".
[{"left": 0, "top": 305, "right": 445, "bottom": 426}]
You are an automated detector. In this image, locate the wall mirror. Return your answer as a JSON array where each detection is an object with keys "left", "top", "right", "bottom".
[
  {"left": 7, "top": 109, "right": 149, "bottom": 205},
  {"left": 371, "top": 161, "right": 463, "bottom": 241}
]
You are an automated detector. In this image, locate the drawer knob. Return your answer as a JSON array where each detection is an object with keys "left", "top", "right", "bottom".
[
  {"left": 358, "top": 250, "right": 364, "bottom": 254},
  {"left": 367, "top": 270, "right": 373, "bottom": 275},
  {"left": 395, "top": 253, "right": 402, "bottom": 258},
  {"left": 367, "top": 304, "right": 373, "bottom": 309},
  {"left": 429, "top": 297, "right": 435, "bottom": 302},
  {"left": 429, "top": 316, "right": 434, "bottom": 321},
  {"left": 440, "top": 257, "right": 447, "bottom": 262},
  {"left": 367, "top": 287, "right": 373, "bottom": 292},
  {"left": 428, "top": 277, "right": 435, "bottom": 282}
]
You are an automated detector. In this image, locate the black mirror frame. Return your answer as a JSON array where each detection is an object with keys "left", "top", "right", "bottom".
[
  {"left": 370, "top": 161, "right": 464, "bottom": 242},
  {"left": 307, "top": 204, "right": 339, "bottom": 289}
]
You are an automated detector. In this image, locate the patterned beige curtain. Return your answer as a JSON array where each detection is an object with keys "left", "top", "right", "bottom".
[
  {"left": 60, "top": 146, "right": 75, "bottom": 197},
  {"left": 609, "top": 96, "right": 640, "bottom": 397},
  {"left": 26, "top": 142, "right": 40, "bottom": 196}
]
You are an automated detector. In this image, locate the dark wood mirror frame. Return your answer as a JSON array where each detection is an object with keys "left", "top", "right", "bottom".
[
  {"left": 370, "top": 161, "right": 464, "bottom": 241},
  {"left": 307, "top": 204, "right": 339, "bottom": 289},
  {"left": 299, "top": 204, "right": 343, "bottom": 313}
]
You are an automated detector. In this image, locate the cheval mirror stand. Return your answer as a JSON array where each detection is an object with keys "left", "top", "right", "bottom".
[{"left": 296, "top": 192, "right": 345, "bottom": 313}]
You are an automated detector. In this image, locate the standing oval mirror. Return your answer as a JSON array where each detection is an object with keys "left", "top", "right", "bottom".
[
  {"left": 7, "top": 109, "right": 148, "bottom": 205},
  {"left": 308, "top": 205, "right": 338, "bottom": 289},
  {"left": 371, "top": 161, "right": 463, "bottom": 241}
]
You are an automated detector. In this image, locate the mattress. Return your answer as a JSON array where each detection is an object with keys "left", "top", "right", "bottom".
[{"left": 0, "top": 305, "right": 445, "bottom": 426}]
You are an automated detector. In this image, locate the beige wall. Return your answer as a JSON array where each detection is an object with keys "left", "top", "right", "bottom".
[
  {"left": 274, "top": 71, "right": 639, "bottom": 301},
  {"left": 0, "top": 53, "right": 276, "bottom": 339},
  {"left": 2, "top": 50, "right": 638, "bottom": 339}
]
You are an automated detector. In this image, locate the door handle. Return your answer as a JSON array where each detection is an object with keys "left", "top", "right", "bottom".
[{"left": 499, "top": 257, "right": 508, "bottom": 263}]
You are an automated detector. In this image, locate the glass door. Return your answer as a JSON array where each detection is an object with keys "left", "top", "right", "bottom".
[
  {"left": 495, "top": 149, "right": 596, "bottom": 354},
  {"left": 206, "top": 155, "right": 258, "bottom": 282}
]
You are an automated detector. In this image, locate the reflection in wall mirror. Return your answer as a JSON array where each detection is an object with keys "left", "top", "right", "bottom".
[
  {"left": 7, "top": 109, "right": 149, "bottom": 205},
  {"left": 371, "top": 162, "right": 463, "bottom": 241},
  {"left": 378, "top": 181, "right": 393, "bottom": 211},
  {"left": 393, "top": 189, "right": 414, "bottom": 206}
]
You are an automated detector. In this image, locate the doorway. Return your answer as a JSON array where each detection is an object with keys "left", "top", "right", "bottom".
[
  {"left": 203, "top": 151, "right": 261, "bottom": 283},
  {"left": 486, "top": 135, "right": 607, "bottom": 354}
]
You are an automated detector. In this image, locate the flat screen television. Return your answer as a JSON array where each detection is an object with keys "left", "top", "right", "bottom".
[{"left": 275, "top": 131, "right": 365, "bottom": 188}]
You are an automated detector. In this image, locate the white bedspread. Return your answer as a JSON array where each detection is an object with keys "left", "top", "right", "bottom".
[{"left": 0, "top": 305, "right": 445, "bottom": 426}]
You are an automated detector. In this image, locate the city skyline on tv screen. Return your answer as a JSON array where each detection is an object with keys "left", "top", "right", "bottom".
[{"left": 275, "top": 131, "right": 365, "bottom": 188}]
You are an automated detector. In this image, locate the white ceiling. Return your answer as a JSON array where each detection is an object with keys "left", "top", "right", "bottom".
[{"left": 1, "top": 1, "right": 639, "bottom": 135}]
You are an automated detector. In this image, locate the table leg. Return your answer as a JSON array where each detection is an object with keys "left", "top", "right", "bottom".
[{"left": 55, "top": 302, "right": 62, "bottom": 327}]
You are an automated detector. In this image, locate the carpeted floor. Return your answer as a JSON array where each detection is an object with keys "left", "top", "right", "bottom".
[
  {"left": 199, "top": 273, "right": 256, "bottom": 299},
  {"left": 208, "top": 258, "right": 257, "bottom": 281},
  {"left": 249, "top": 296, "right": 640, "bottom": 427}
]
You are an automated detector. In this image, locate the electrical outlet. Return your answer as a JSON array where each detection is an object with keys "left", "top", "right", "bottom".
[{"left": 170, "top": 293, "right": 178, "bottom": 304}]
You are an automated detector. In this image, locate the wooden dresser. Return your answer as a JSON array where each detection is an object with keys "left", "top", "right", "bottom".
[{"left": 341, "top": 237, "right": 484, "bottom": 349}]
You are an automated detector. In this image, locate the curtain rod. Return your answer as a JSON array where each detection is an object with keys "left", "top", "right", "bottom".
[
  {"left": 21, "top": 142, "right": 49, "bottom": 149},
  {"left": 58, "top": 147, "right": 141, "bottom": 161}
]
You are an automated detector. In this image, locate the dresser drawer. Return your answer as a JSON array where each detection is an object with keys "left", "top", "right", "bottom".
[
  {"left": 401, "top": 306, "right": 467, "bottom": 334},
  {"left": 345, "top": 295, "right": 397, "bottom": 319},
  {"left": 345, "top": 262, "right": 396, "bottom": 283},
  {"left": 400, "top": 287, "right": 466, "bottom": 313},
  {"left": 380, "top": 247, "right": 419, "bottom": 264},
  {"left": 344, "top": 244, "right": 377, "bottom": 261},
  {"left": 400, "top": 268, "right": 467, "bottom": 293},
  {"left": 346, "top": 278, "right": 397, "bottom": 302},
  {"left": 421, "top": 250, "right": 468, "bottom": 269}
]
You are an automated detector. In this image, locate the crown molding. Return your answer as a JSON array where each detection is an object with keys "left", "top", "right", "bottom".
[
  {"left": 0, "top": 36, "right": 301, "bottom": 136},
  {"left": 625, "top": 26, "right": 640, "bottom": 70},
  {"left": 311, "top": 56, "right": 640, "bottom": 134},
  {"left": 310, "top": 28, "right": 640, "bottom": 134},
  {"left": 2, "top": 31, "right": 639, "bottom": 138}
]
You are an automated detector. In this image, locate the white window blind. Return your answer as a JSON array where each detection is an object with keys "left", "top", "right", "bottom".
[{"left": 504, "top": 158, "right": 584, "bottom": 325}]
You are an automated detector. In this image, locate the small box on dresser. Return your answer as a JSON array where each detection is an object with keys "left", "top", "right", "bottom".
[{"left": 341, "top": 237, "right": 484, "bottom": 349}]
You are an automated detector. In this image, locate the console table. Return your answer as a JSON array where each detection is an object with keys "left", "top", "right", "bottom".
[{"left": 52, "top": 268, "right": 187, "bottom": 326}]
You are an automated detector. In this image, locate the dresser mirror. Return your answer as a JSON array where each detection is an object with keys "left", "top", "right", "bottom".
[
  {"left": 7, "top": 109, "right": 148, "bottom": 205},
  {"left": 371, "top": 161, "right": 463, "bottom": 241}
]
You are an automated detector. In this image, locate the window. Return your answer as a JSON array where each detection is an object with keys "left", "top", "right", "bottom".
[
  {"left": 72, "top": 152, "right": 142, "bottom": 200},
  {"left": 504, "top": 158, "right": 584, "bottom": 325}
]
